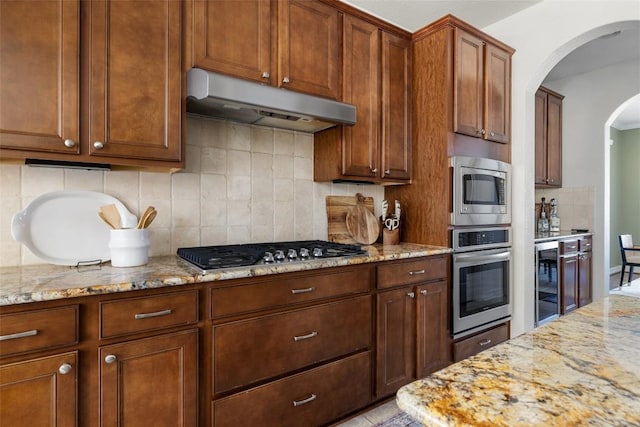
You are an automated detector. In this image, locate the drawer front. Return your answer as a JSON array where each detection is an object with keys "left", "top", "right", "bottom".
[
  {"left": 559, "top": 239, "right": 579, "bottom": 255},
  {"left": 453, "top": 323, "right": 509, "bottom": 362},
  {"left": 214, "top": 295, "right": 371, "bottom": 394},
  {"left": 210, "top": 266, "right": 370, "bottom": 319},
  {"left": 377, "top": 256, "right": 447, "bottom": 289},
  {"left": 579, "top": 237, "right": 592, "bottom": 252},
  {"left": 213, "top": 351, "right": 371, "bottom": 427},
  {"left": 100, "top": 290, "right": 198, "bottom": 339},
  {"left": 0, "top": 306, "right": 78, "bottom": 357}
]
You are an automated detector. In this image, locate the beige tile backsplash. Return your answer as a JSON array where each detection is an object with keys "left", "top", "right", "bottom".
[
  {"left": 0, "top": 117, "right": 384, "bottom": 267},
  {"left": 534, "top": 186, "right": 594, "bottom": 232}
]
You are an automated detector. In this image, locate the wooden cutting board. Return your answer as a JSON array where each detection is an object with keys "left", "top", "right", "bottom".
[{"left": 326, "top": 194, "right": 378, "bottom": 244}]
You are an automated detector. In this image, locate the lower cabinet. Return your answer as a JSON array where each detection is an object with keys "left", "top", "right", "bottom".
[
  {"left": 99, "top": 329, "right": 198, "bottom": 426},
  {"left": 578, "top": 237, "right": 593, "bottom": 307},
  {"left": 453, "top": 323, "right": 509, "bottom": 362},
  {"left": 0, "top": 351, "right": 77, "bottom": 427},
  {"left": 560, "top": 239, "right": 580, "bottom": 314}
]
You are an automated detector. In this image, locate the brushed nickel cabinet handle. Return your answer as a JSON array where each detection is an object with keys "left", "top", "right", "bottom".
[
  {"left": 291, "top": 287, "right": 315, "bottom": 294},
  {"left": 93, "top": 141, "right": 104, "bottom": 149},
  {"left": 479, "top": 339, "right": 492, "bottom": 346},
  {"left": 293, "top": 394, "right": 316, "bottom": 407},
  {"left": 0, "top": 329, "right": 38, "bottom": 341},
  {"left": 420, "top": 289, "right": 428, "bottom": 296},
  {"left": 283, "top": 76, "right": 290, "bottom": 84},
  {"left": 64, "top": 139, "right": 76, "bottom": 148},
  {"left": 407, "top": 292, "right": 415, "bottom": 298},
  {"left": 261, "top": 71, "right": 270, "bottom": 78},
  {"left": 105, "top": 354, "right": 117, "bottom": 364},
  {"left": 58, "top": 363, "right": 73, "bottom": 375},
  {"left": 293, "top": 331, "right": 318, "bottom": 342},
  {"left": 134, "top": 309, "right": 172, "bottom": 319},
  {"left": 371, "top": 168, "right": 378, "bottom": 174},
  {"left": 409, "top": 269, "right": 425, "bottom": 276}
]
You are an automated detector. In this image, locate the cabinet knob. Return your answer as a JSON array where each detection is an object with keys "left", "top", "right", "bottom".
[
  {"left": 64, "top": 139, "right": 76, "bottom": 148},
  {"left": 384, "top": 169, "right": 390, "bottom": 175},
  {"left": 58, "top": 363, "right": 73, "bottom": 375},
  {"left": 282, "top": 76, "right": 290, "bottom": 84},
  {"left": 104, "top": 354, "right": 117, "bottom": 364},
  {"left": 549, "top": 178, "right": 555, "bottom": 183},
  {"left": 420, "top": 289, "right": 428, "bottom": 296},
  {"left": 407, "top": 291, "right": 415, "bottom": 298},
  {"left": 481, "top": 128, "right": 486, "bottom": 135},
  {"left": 93, "top": 141, "right": 105, "bottom": 150},
  {"left": 261, "top": 71, "right": 270, "bottom": 79},
  {"left": 490, "top": 131, "right": 495, "bottom": 137},
  {"left": 371, "top": 168, "right": 378, "bottom": 174}
]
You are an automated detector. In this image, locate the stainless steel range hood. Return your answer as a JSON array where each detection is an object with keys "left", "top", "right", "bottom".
[{"left": 186, "top": 68, "right": 356, "bottom": 133}]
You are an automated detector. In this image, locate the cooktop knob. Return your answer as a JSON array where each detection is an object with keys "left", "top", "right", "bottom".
[
  {"left": 287, "top": 249, "right": 297, "bottom": 260},
  {"left": 274, "top": 250, "right": 285, "bottom": 261},
  {"left": 263, "top": 251, "right": 274, "bottom": 263},
  {"left": 300, "top": 248, "right": 310, "bottom": 258},
  {"left": 313, "top": 247, "right": 323, "bottom": 257}
]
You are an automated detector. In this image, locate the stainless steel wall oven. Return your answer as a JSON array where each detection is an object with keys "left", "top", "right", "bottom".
[{"left": 452, "top": 227, "right": 512, "bottom": 339}]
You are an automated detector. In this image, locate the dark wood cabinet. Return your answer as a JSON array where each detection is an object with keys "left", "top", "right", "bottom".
[
  {"left": 0, "top": 0, "right": 183, "bottom": 170},
  {"left": 578, "top": 236, "right": 593, "bottom": 307},
  {"left": 375, "top": 256, "right": 450, "bottom": 398},
  {"left": 314, "top": 15, "right": 411, "bottom": 184},
  {"left": 453, "top": 27, "right": 511, "bottom": 144},
  {"left": 99, "top": 329, "right": 198, "bottom": 427},
  {"left": 560, "top": 239, "right": 579, "bottom": 314},
  {"left": 535, "top": 87, "right": 564, "bottom": 187},
  {"left": 453, "top": 323, "right": 509, "bottom": 362}
]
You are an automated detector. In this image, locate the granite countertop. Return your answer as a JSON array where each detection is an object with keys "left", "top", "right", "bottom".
[
  {"left": 0, "top": 243, "right": 450, "bottom": 306},
  {"left": 534, "top": 229, "right": 592, "bottom": 242},
  {"left": 397, "top": 294, "right": 640, "bottom": 427}
]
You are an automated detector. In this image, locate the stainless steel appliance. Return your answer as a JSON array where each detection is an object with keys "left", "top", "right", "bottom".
[
  {"left": 177, "top": 240, "right": 367, "bottom": 273},
  {"left": 450, "top": 156, "right": 511, "bottom": 226},
  {"left": 535, "top": 240, "right": 560, "bottom": 327},
  {"left": 452, "top": 227, "right": 512, "bottom": 339}
]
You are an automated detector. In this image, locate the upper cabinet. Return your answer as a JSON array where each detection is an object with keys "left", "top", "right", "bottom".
[
  {"left": 314, "top": 14, "right": 412, "bottom": 184},
  {"left": 535, "top": 86, "right": 564, "bottom": 187},
  {"left": 191, "top": 0, "right": 339, "bottom": 100},
  {"left": 453, "top": 27, "right": 512, "bottom": 144},
  {"left": 0, "top": 0, "right": 184, "bottom": 170}
]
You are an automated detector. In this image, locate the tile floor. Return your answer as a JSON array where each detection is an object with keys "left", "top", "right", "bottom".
[{"left": 335, "top": 399, "right": 402, "bottom": 426}]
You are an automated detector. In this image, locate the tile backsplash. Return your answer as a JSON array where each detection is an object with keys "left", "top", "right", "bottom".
[
  {"left": 534, "top": 186, "right": 594, "bottom": 232},
  {"left": 0, "top": 117, "right": 384, "bottom": 267}
]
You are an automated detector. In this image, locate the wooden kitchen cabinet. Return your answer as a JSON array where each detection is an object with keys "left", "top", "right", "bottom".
[
  {"left": 0, "top": 0, "right": 183, "bottom": 170},
  {"left": 578, "top": 236, "right": 593, "bottom": 307},
  {"left": 314, "top": 15, "right": 412, "bottom": 184},
  {"left": 0, "top": 352, "right": 78, "bottom": 427},
  {"left": 375, "top": 256, "right": 450, "bottom": 398},
  {"left": 535, "top": 87, "right": 564, "bottom": 187},
  {"left": 560, "top": 239, "right": 579, "bottom": 314},
  {"left": 190, "top": 0, "right": 339, "bottom": 100},
  {"left": 100, "top": 329, "right": 198, "bottom": 427},
  {"left": 453, "top": 27, "right": 511, "bottom": 144}
]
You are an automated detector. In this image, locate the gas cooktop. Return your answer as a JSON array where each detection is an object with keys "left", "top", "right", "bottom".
[{"left": 177, "top": 240, "right": 367, "bottom": 272}]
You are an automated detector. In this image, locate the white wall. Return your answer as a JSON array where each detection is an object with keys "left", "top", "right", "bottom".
[{"left": 482, "top": 0, "right": 640, "bottom": 337}]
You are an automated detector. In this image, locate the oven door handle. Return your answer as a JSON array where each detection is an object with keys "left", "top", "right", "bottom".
[{"left": 454, "top": 248, "right": 511, "bottom": 265}]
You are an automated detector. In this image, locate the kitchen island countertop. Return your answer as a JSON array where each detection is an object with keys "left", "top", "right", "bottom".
[
  {"left": 397, "top": 294, "right": 640, "bottom": 426},
  {"left": 0, "top": 242, "right": 450, "bottom": 306}
]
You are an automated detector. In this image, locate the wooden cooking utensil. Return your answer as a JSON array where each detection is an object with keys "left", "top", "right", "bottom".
[
  {"left": 99, "top": 204, "right": 121, "bottom": 229},
  {"left": 136, "top": 206, "right": 156, "bottom": 229},
  {"left": 345, "top": 193, "right": 379, "bottom": 245},
  {"left": 140, "top": 209, "right": 157, "bottom": 228},
  {"left": 98, "top": 212, "right": 116, "bottom": 229}
]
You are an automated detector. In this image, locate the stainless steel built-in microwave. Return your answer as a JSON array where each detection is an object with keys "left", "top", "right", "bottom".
[{"left": 450, "top": 156, "right": 511, "bottom": 226}]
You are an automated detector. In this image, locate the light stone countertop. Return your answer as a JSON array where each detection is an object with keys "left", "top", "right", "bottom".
[
  {"left": 397, "top": 294, "right": 640, "bottom": 427},
  {"left": 0, "top": 243, "right": 450, "bottom": 306},
  {"left": 534, "top": 230, "right": 592, "bottom": 243}
]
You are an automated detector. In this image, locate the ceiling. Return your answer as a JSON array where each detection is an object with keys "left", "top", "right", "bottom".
[{"left": 341, "top": 0, "right": 640, "bottom": 130}]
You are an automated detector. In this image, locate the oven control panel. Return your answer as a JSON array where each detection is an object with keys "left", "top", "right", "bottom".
[{"left": 453, "top": 227, "right": 511, "bottom": 252}]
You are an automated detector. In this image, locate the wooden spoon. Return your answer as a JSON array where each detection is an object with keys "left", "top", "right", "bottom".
[
  {"left": 136, "top": 206, "right": 156, "bottom": 229},
  {"left": 345, "top": 193, "right": 379, "bottom": 245},
  {"left": 140, "top": 209, "right": 157, "bottom": 229},
  {"left": 99, "top": 204, "right": 121, "bottom": 229},
  {"left": 98, "top": 212, "right": 116, "bottom": 229}
]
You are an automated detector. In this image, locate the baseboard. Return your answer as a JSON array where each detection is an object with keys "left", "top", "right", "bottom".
[{"left": 610, "top": 265, "right": 622, "bottom": 275}]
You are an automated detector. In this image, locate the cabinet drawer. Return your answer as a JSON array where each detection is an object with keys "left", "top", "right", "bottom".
[
  {"left": 210, "top": 266, "right": 370, "bottom": 319},
  {"left": 0, "top": 306, "right": 78, "bottom": 357},
  {"left": 100, "top": 290, "right": 198, "bottom": 339},
  {"left": 213, "top": 351, "right": 371, "bottom": 427},
  {"left": 213, "top": 295, "right": 371, "bottom": 394},
  {"left": 579, "top": 237, "right": 592, "bottom": 252},
  {"left": 377, "top": 256, "right": 447, "bottom": 289},
  {"left": 559, "top": 239, "right": 579, "bottom": 255},
  {"left": 453, "top": 323, "right": 509, "bottom": 362}
]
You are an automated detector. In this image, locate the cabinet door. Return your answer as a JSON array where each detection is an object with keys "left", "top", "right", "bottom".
[
  {"left": 416, "top": 281, "right": 451, "bottom": 377},
  {"left": 86, "top": 0, "right": 182, "bottom": 161},
  {"left": 484, "top": 43, "right": 510, "bottom": 143},
  {"left": 375, "top": 287, "right": 415, "bottom": 397},
  {"left": 193, "top": 0, "right": 273, "bottom": 85},
  {"left": 0, "top": 0, "right": 79, "bottom": 154},
  {"left": 381, "top": 31, "right": 412, "bottom": 181},
  {"left": 0, "top": 352, "right": 77, "bottom": 427},
  {"left": 340, "top": 14, "right": 380, "bottom": 178},
  {"left": 453, "top": 28, "right": 484, "bottom": 138},
  {"left": 278, "top": 0, "right": 339, "bottom": 99},
  {"left": 534, "top": 89, "right": 548, "bottom": 185},
  {"left": 100, "top": 329, "right": 198, "bottom": 427},
  {"left": 560, "top": 255, "right": 578, "bottom": 314},
  {"left": 578, "top": 251, "right": 592, "bottom": 307},
  {"left": 546, "top": 93, "right": 563, "bottom": 186}
]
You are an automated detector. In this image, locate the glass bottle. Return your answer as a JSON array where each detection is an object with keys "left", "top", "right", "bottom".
[
  {"left": 537, "top": 197, "right": 549, "bottom": 233},
  {"left": 549, "top": 198, "right": 560, "bottom": 232}
]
